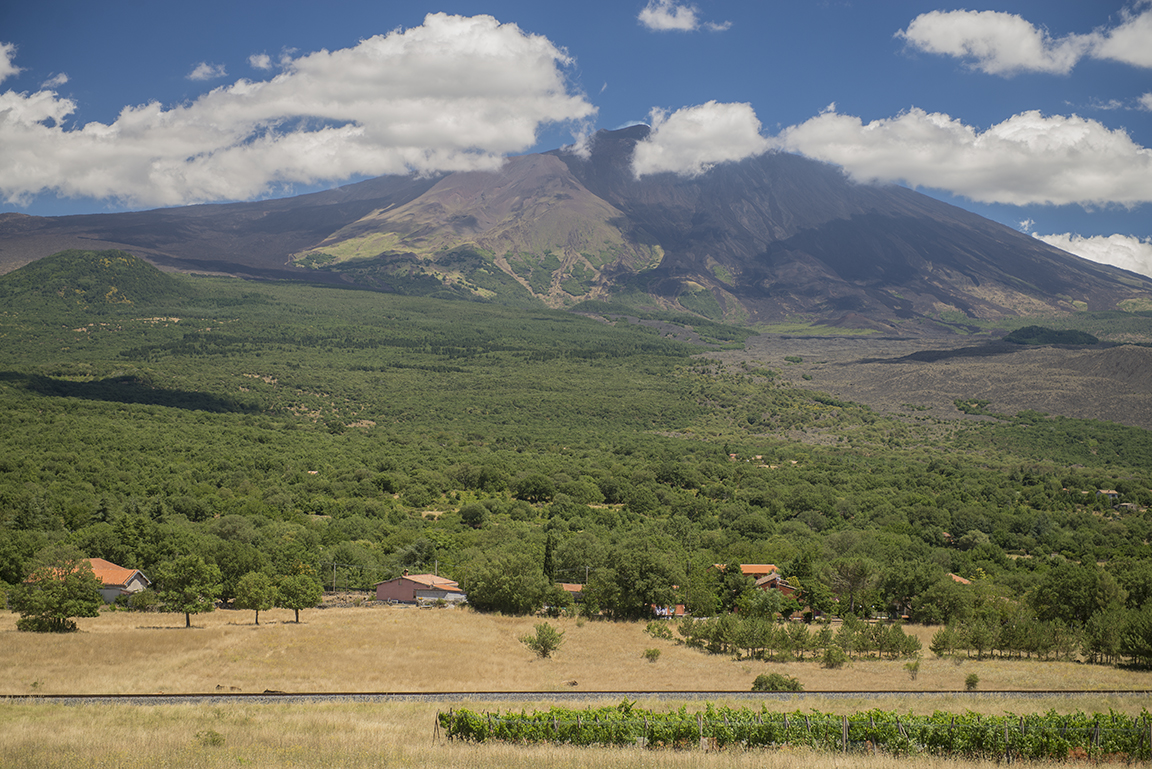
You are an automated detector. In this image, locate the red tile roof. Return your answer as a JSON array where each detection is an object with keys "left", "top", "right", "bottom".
[
  {"left": 87, "top": 558, "right": 147, "bottom": 588},
  {"left": 713, "top": 564, "right": 779, "bottom": 576}
]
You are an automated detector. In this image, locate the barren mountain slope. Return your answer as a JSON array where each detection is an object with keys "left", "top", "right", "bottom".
[{"left": 717, "top": 335, "right": 1152, "bottom": 430}]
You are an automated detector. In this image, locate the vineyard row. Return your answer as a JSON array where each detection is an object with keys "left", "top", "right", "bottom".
[{"left": 437, "top": 702, "right": 1152, "bottom": 760}]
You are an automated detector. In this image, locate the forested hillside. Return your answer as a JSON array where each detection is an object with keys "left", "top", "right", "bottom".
[{"left": 2, "top": 251, "right": 1151, "bottom": 663}]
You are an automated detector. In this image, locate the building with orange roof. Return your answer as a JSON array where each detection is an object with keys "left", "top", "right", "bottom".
[
  {"left": 87, "top": 558, "right": 150, "bottom": 603},
  {"left": 375, "top": 570, "right": 466, "bottom": 604},
  {"left": 712, "top": 564, "right": 779, "bottom": 579}
]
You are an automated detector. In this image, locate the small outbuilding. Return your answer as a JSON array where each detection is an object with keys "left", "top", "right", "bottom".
[
  {"left": 88, "top": 558, "right": 150, "bottom": 603},
  {"left": 375, "top": 571, "right": 466, "bottom": 604}
]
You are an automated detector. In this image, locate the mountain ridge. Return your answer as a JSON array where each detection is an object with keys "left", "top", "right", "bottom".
[{"left": 2, "top": 127, "right": 1150, "bottom": 332}]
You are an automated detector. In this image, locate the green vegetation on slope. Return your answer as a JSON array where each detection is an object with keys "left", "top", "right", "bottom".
[{"left": 2, "top": 250, "right": 1151, "bottom": 666}]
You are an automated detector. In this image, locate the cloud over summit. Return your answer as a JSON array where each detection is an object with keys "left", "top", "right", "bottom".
[
  {"left": 0, "top": 14, "right": 595, "bottom": 208},
  {"left": 775, "top": 107, "right": 1152, "bottom": 207},
  {"left": 632, "top": 101, "right": 769, "bottom": 177}
]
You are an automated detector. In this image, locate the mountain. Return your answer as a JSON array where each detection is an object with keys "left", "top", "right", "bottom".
[
  {"left": 0, "top": 249, "right": 187, "bottom": 310},
  {"left": 3, "top": 126, "right": 1150, "bottom": 331}
]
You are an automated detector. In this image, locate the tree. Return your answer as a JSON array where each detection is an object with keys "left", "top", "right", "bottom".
[
  {"left": 511, "top": 473, "right": 555, "bottom": 504},
  {"left": 10, "top": 544, "right": 102, "bottom": 633},
  {"left": 718, "top": 561, "right": 754, "bottom": 613},
  {"left": 682, "top": 567, "right": 719, "bottom": 617},
  {"left": 234, "top": 571, "right": 277, "bottom": 625},
  {"left": 462, "top": 553, "right": 551, "bottom": 614},
  {"left": 154, "top": 554, "right": 222, "bottom": 628},
  {"left": 276, "top": 573, "right": 323, "bottom": 622},
  {"left": 459, "top": 502, "right": 488, "bottom": 529},
  {"left": 831, "top": 558, "right": 877, "bottom": 617},
  {"left": 520, "top": 622, "right": 564, "bottom": 658}
]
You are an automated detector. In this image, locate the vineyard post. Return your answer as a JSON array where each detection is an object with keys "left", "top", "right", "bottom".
[
  {"left": 1003, "top": 720, "right": 1010, "bottom": 763},
  {"left": 842, "top": 715, "right": 848, "bottom": 753},
  {"left": 433, "top": 711, "right": 440, "bottom": 743}
]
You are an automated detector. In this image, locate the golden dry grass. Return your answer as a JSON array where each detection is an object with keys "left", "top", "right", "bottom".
[
  {"left": 3, "top": 696, "right": 1149, "bottom": 769},
  {"left": 4, "top": 607, "right": 1151, "bottom": 768},
  {"left": 2, "top": 606, "right": 1149, "bottom": 695}
]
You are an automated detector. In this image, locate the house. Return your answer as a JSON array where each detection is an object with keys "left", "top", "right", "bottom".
[
  {"left": 557, "top": 583, "right": 584, "bottom": 602},
  {"left": 948, "top": 572, "right": 971, "bottom": 585},
  {"left": 1097, "top": 489, "right": 1120, "bottom": 506},
  {"left": 88, "top": 558, "right": 150, "bottom": 603},
  {"left": 374, "top": 571, "right": 466, "bottom": 604},
  {"left": 754, "top": 573, "right": 798, "bottom": 597},
  {"left": 712, "top": 563, "right": 780, "bottom": 580}
]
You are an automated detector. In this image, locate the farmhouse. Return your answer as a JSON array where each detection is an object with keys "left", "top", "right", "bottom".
[
  {"left": 375, "top": 571, "right": 466, "bottom": 604},
  {"left": 754, "top": 573, "right": 798, "bottom": 597},
  {"left": 88, "top": 558, "right": 150, "bottom": 603}
]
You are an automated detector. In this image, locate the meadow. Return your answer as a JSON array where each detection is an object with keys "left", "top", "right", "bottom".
[
  {"left": 3, "top": 605, "right": 1151, "bottom": 768},
  {"left": 5, "top": 606, "right": 1152, "bottom": 695}
]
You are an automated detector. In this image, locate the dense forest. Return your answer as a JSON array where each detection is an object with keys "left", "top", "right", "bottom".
[{"left": 2, "top": 251, "right": 1151, "bottom": 663}]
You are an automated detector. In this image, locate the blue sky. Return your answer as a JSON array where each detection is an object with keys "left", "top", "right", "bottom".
[{"left": 2, "top": 1, "right": 1151, "bottom": 275}]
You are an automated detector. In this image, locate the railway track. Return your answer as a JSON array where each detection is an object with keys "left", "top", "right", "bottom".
[{"left": 5, "top": 690, "right": 1151, "bottom": 706}]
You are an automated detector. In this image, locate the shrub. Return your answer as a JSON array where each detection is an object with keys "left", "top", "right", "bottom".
[
  {"left": 904, "top": 657, "right": 921, "bottom": 681},
  {"left": 520, "top": 622, "right": 565, "bottom": 659},
  {"left": 821, "top": 644, "right": 848, "bottom": 669},
  {"left": 645, "top": 620, "right": 673, "bottom": 640},
  {"left": 965, "top": 673, "right": 979, "bottom": 691},
  {"left": 644, "top": 648, "right": 662, "bottom": 663},
  {"left": 752, "top": 673, "right": 803, "bottom": 692},
  {"left": 128, "top": 589, "right": 161, "bottom": 612}
]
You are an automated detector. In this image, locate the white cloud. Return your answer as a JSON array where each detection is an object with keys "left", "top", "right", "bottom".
[
  {"left": 1018, "top": 219, "right": 1035, "bottom": 232},
  {"left": 774, "top": 107, "right": 1152, "bottom": 207},
  {"left": 0, "top": 42, "right": 21, "bottom": 84},
  {"left": 1140, "top": 93, "right": 1152, "bottom": 111},
  {"left": 0, "top": 14, "right": 596, "bottom": 209},
  {"left": 187, "top": 62, "right": 228, "bottom": 81},
  {"left": 248, "top": 53, "right": 274, "bottom": 70},
  {"left": 632, "top": 101, "right": 770, "bottom": 177},
  {"left": 1036, "top": 232, "right": 1152, "bottom": 278},
  {"left": 637, "top": 0, "right": 728, "bottom": 32},
  {"left": 1092, "top": 2, "right": 1152, "bottom": 68},
  {"left": 639, "top": 0, "right": 699, "bottom": 31},
  {"left": 41, "top": 73, "right": 68, "bottom": 89},
  {"left": 896, "top": 10, "right": 1091, "bottom": 75},
  {"left": 897, "top": 5, "right": 1152, "bottom": 75}
]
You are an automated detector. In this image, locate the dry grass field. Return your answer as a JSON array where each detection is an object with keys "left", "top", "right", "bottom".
[
  {"left": 3, "top": 605, "right": 1151, "bottom": 768},
  {"left": 6, "top": 696, "right": 1149, "bottom": 769},
  {"left": 3, "top": 605, "right": 1151, "bottom": 695}
]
